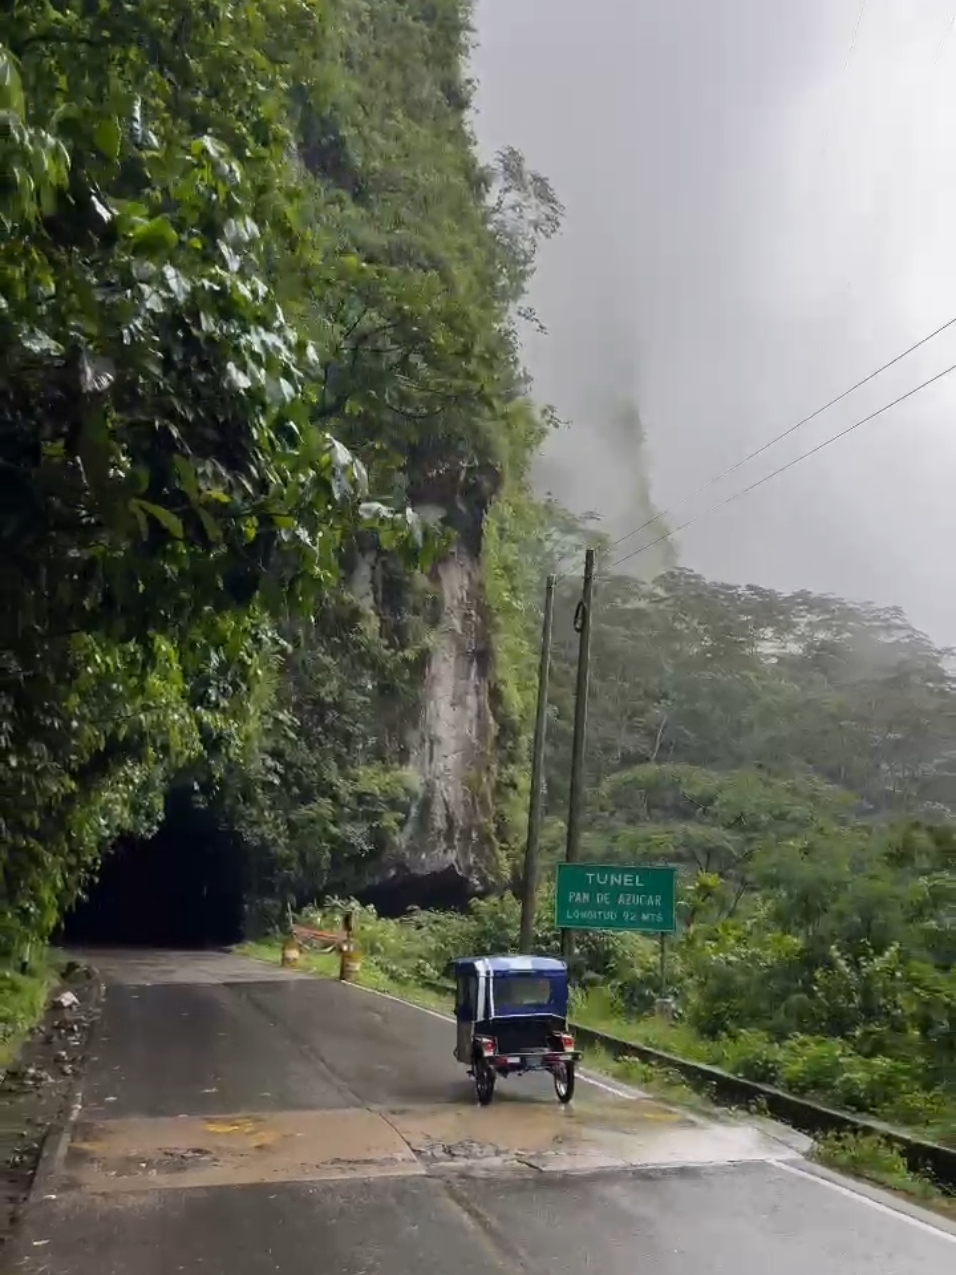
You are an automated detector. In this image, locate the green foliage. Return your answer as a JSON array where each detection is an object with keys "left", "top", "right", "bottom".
[
  {"left": 514, "top": 535, "right": 956, "bottom": 1130},
  {"left": 715, "top": 1029, "right": 781, "bottom": 1084},
  {"left": 547, "top": 565, "right": 956, "bottom": 819},
  {"left": 222, "top": 596, "right": 425, "bottom": 913},
  {"left": 482, "top": 401, "right": 554, "bottom": 853},
  {"left": 1, "top": 0, "right": 477, "bottom": 958},
  {"left": 813, "top": 1133, "right": 945, "bottom": 1203},
  {"left": 0, "top": 958, "right": 57, "bottom": 1066},
  {"left": 203, "top": 0, "right": 563, "bottom": 908},
  {"left": 0, "top": 0, "right": 560, "bottom": 954},
  {"left": 2, "top": 6, "right": 383, "bottom": 643}
]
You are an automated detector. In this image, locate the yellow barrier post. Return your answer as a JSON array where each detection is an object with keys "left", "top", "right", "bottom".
[
  {"left": 339, "top": 909, "right": 361, "bottom": 981},
  {"left": 281, "top": 933, "right": 300, "bottom": 968}
]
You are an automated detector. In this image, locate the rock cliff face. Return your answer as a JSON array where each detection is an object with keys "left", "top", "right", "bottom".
[
  {"left": 360, "top": 478, "right": 503, "bottom": 912},
  {"left": 392, "top": 544, "right": 496, "bottom": 903}
]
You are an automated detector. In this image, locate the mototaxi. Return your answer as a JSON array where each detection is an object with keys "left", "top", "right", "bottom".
[{"left": 450, "top": 955, "right": 581, "bottom": 1105}]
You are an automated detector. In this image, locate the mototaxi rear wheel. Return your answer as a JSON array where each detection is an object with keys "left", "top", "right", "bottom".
[
  {"left": 553, "top": 1059, "right": 575, "bottom": 1104},
  {"left": 475, "top": 1057, "right": 496, "bottom": 1106}
]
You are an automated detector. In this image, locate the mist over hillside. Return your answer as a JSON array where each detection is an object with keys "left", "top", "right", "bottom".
[{"left": 471, "top": 0, "right": 956, "bottom": 644}]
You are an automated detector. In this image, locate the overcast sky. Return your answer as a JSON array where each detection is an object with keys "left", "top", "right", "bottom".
[{"left": 470, "top": 0, "right": 956, "bottom": 645}]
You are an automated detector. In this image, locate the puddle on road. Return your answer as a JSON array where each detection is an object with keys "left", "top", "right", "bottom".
[
  {"left": 387, "top": 1091, "right": 792, "bottom": 1174},
  {"left": 390, "top": 1091, "right": 686, "bottom": 1163}
]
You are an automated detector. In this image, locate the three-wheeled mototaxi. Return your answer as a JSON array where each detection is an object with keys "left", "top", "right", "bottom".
[{"left": 450, "top": 956, "right": 581, "bottom": 1106}]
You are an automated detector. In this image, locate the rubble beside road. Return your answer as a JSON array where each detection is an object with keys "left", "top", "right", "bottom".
[{"left": 0, "top": 964, "right": 102, "bottom": 1254}]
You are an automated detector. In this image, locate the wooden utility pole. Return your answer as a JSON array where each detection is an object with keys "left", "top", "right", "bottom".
[
  {"left": 561, "top": 548, "right": 595, "bottom": 961},
  {"left": 519, "top": 574, "right": 556, "bottom": 953}
]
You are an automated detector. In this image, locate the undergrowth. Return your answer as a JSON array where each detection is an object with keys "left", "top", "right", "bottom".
[
  {"left": 813, "top": 1132, "right": 956, "bottom": 1219},
  {"left": 0, "top": 956, "right": 58, "bottom": 1067}
]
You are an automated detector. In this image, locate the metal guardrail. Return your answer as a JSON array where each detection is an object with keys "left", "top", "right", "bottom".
[{"left": 419, "top": 976, "right": 955, "bottom": 1190}]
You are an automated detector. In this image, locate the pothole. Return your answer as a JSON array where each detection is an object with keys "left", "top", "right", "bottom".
[
  {"left": 410, "top": 1138, "right": 506, "bottom": 1163},
  {"left": 100, "top": 1148, "right": 218, "bottom": 1179}
]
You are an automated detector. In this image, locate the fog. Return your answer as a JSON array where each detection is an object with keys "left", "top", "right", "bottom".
[{"left": 471, "top": 0, "right": 956, "bottom": 645}]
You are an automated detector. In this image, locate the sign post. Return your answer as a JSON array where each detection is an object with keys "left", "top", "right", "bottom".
[
  {"left": 554, "top": 863, "right": 677, "bottom": 935},
  {"left": 659, "top": 932, "right": 666, "bottom": 996},
  {"left": 561, "top": 549, "right": 596, "bottom": 962}
]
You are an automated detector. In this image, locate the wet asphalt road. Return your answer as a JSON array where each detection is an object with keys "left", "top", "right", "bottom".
[{"left": 11, "top": 950, "right": 956, "bottom": 1274}]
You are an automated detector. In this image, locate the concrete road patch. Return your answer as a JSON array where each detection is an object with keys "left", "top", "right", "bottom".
[
  {"left": 390, "top": 1090, "right": 798, "bottom": 1174},
  {"left": 64, "top": 1109, "right": 420, "bottom": 1191},
  {"left": 60, "top": 1090, "right": 800, "bottom": 1194}
]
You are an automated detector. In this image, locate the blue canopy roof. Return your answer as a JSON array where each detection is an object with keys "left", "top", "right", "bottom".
[{"left": 450, "top": 955, "right": 567, "bottom": 975}]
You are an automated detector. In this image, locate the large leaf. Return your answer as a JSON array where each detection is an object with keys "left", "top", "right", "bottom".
[
  {"left": 93, "top": 117, "right": 122, "bottom": 161},
  {"left": 131, "top": 500, "right": 184, "bottom": 539},
  {"left": 129, "top": 215, "right": 178, "bottom": 254}
]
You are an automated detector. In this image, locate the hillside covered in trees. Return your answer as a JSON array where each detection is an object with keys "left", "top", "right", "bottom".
[
  {"left": 519, "top": 552, "right": 954, "bottom": 1137},
  {"left": 0, "top": 0, "right": 558, "bottom": 959}
]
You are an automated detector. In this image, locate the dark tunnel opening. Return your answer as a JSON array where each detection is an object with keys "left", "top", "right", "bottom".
[
  {"left": 357, "top": 865, "right": 477, "bottom": 917},
  {"left": 62, "top": 791, "right": 246, "bottom": 949}
]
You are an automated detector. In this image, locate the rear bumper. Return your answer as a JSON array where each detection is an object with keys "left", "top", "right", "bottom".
[{"left": 492, "top": 1050, "right": 581, "bottom": 1069}]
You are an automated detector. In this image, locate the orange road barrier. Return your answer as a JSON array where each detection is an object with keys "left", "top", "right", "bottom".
[
  {"left": 288, "top": 912, "right": 361, "bottom": 979},
  {"left": 291, "top": 923, "right": 345, "bottom": 951}
]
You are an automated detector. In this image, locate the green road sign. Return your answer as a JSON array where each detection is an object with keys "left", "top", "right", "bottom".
[{"left": 555, "top": 863, "right": 677, "bottom": 934}]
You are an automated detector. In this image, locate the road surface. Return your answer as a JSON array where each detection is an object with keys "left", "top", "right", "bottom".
[{"left": 10, "top": 949, "right": 955, "bottom": 1274}]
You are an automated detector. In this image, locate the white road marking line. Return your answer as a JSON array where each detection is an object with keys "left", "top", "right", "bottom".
[
  {"left": 577, "top": 1071, "right": 643, "bottom": 1100},
  {"left": 348, "top": 980, "right": 452, "bottom": 1023},
  {"left": 340, "top": 980, "right": 642, "bottom": 1100},
  {"left": 771, "top": 1159, "right": 956, "bottom": 1241}
]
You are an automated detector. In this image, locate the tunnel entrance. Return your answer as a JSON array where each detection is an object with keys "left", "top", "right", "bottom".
[
  {"left": 358, "top": 865, "right": 477, "bottom": 917},
  {"left": 62, "top": 790, "right": 246, "bottom": 948}
]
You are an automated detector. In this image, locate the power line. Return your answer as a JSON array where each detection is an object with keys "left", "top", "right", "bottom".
[
  {"left": 846, "top": 0, "right": 869, "bottom": 68},
  {"left": 933, "top": 3, "right": 956, "bottom": 67},
  {"left": 553, "top": 311, "right": 956, "bottom": 582},
  {"left": 603, "top": 359, "right": 956, "bottom": 574},
  {"left": 601, "top": 312, "right": 956, "bottom": 560}
]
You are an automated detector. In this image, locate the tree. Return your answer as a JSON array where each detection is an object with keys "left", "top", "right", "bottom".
[
  {"left": 0, "top": 0, "right": 563, "bottom": 953},
  {"left": 543, "top": 565, "right": 956, "bottom": 819},
  {"left": 0, "top": 5, "right": 413, "bottom": 957}
]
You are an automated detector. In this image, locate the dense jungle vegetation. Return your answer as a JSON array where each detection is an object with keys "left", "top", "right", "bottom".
[
  {"left": 0, "top": 0, "right": 557, "bottom": 977},
  {"left": 543, "top": 559, "right": 955, "bottom": 1137}
]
